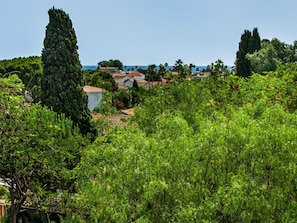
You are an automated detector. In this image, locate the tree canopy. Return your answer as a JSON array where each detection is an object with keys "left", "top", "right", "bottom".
[
  {"left": 83, "top": 69, "right": 118, "bottom": 92},
  {"left": 0, "top": 56, "right": 43, "bottom": 102},
  {"left": 61, "top": 63, "right": 297, "bottom": 222},
  {"left": 98, "top": 59, "right": 123, "bottom": 70},
  {"left": 246, "top": 42, "right": 278, "bottom": 74},
  {"left": 268, "top": 38, "right": 297, "bottom": 63},
  {"left": 0, "top": 75, "right": 85, "bottom": 223}
]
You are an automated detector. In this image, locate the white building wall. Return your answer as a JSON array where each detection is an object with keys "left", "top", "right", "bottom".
[{"left": 86, "top": 92, "right": 103, "bottom": 111}]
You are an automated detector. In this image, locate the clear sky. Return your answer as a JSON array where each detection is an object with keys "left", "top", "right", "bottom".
[{"left": 1, "top": 0, "right": 297, "bottom": 66}]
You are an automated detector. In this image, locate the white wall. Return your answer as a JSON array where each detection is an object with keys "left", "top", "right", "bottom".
[{"left": 86, "top": 92, "right": 103, "bottom": 111}]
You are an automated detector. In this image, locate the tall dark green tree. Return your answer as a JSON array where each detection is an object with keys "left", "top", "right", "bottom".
[
  {"left": 236, "top": 30, "right": 252, "bottom": 77},
  {"left": 41, "top": 8, "right": 95, "bottom": 137},
  {"left": 236, "top": 28, "right": 261, "bottom": 78},
  {"left": 248, "top": 28, "right": 261, "bottom": 53},
  {"left": 131, "top": 79, "right": 140, "bottom": 105}
]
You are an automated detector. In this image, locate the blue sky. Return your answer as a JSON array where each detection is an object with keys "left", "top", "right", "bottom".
[{"left": 2, "top": 0, "right": 297, "bottom": 66}]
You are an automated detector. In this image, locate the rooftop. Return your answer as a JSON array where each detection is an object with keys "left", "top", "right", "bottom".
[
  {"left": 121, "top": 108, "right": 135, "bottom": 115},
  {"left": 83, "top": 85, "right": 104, "bottom": 93}
]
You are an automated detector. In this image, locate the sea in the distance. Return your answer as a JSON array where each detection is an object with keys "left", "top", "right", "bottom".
[{"left": 83, "top": 65, "right": 210, "bottom": 73}]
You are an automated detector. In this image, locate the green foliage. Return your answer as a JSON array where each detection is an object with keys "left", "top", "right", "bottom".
[
  {"left": 208, "top": 59, "right": 231, "bottom": 79},
  {"left": 236, "top": 28, "right": 261, "bottom": 78},
  {"left": 83, "top": 70, "right": 118, "bottom": 92},
  {"left": 92, "top": 90, "right": 118, "bottom": 116},
  {"left": 61, "top": 62, "right": 297, "bottom": 222},
  {"left": 0, "top": 56, "right": 42, "bottom": 83},
  {"left": 98, "top": 59, "right": 123, "bottom": 70},
  {"left": 248, "top": 27, "right": 261, "bottom": 53},
  {"left": 91, "top": 115, "right": 110, "bottom": 137},
  {"left": 158, "top": 63, "right": 167, "bottom": 79},
  {"left": 131, "top": 79, "right": 140, "bottom": 105},
  {"left": 172, "top": 59, "right": 194, "bottom": 79},
  {"left": 112, "top": 89, "right": 131, "bottom": 109},
  {"left": 0, "top": 186, "right": 9, "bottom": 200},
  {"left": 0, "top": 75, "right": 86, "bottom": 222},
  {"left": 41, "top": 7, "right": 95, "bottom": 138},
  {"left": 0, "top": 56, "right": 43, "bottom": 102},
  {"left": 246, "top": 43, "right": 278, "bottom": 74},
  {"left": 236, "top": 30, "right": 252, "bottom": 77},
  {"left": 269, "top": 38, "right": 297, "bottom": 63},
  {"left": 146, "top": 64, "right": 160, "bottom": 82},
  {"left": 266, "top": 63, "right": 297, "bottom": 111}
]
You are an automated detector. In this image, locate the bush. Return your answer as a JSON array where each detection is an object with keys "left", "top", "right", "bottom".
[{"left": 0, "top": 186, "right": 8, "bottom": 199}]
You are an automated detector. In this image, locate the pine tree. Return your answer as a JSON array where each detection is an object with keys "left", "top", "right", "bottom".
[{"left": 41, "top": 7, "right": 95, "bottom": 138}]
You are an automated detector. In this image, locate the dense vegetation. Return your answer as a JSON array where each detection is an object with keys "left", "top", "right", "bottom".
[
  {"left": 0, "top": 75, "right": 86, "bottom": 223},
  {"left": 0, "top": 56, "right": 42, "bottom": 102},
  {"left": 57, "top": 63, "right": 297, "bottom": 222}
]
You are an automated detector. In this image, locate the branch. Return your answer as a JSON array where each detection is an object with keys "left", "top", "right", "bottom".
[
  {"left": 0, "top": 71, "right": 21, "bottom": 77},
  {"left": 13, "top": 172, "right": 25, "bottom": 198}
]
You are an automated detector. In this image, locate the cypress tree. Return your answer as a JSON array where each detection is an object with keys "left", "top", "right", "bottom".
[
  {"left": 248, "top": 27, "right": 261, "bottom": 53},
  {"left": 236, "top": 30, "right": 252, "bottom": 77},
  {"left": 236, "top": 28, "right": 261, "bottom": 78},
  {"left": 41, "top": 7, "right": 95, "bottom": 138}
]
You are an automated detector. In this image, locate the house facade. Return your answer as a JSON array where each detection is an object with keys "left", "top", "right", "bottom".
[{"left": 83, "top": 85, "right": 104, "bottom": 111}]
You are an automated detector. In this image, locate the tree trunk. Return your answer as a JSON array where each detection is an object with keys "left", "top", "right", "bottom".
[
  {"left": 10, "top": 205, "right": 18, "bottom": 223},
  {"left": 9, "top": 193, "right": 27, "bottom": 223},
  {"left": 44, "top": 212, "right": 51, "bottom": 223},
  {"left": 11, "top": 214, "right": 17, "bottom": 223}
]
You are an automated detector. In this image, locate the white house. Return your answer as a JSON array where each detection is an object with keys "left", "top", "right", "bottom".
[
  {"left": 113, "top": 74, "right": 129, "bottom": 84},
  {"left": 127, "top": 72, "right": 145, "bottom": 80},
  {"left": 83, "top": 85, "right": 104, "bottom": 111},
  {"left": 124, "top": 79, "right": 134, "bottom": 88},
  {"left": 113, "top": 72, "right": 146, "bottom": 89}
]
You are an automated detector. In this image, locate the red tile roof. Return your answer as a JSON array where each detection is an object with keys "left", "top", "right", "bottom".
[{"left": 128, "top": 72, "right": 142, "bottom": 78}]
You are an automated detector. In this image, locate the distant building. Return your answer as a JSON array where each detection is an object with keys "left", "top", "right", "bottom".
[
  {"left": 83, "top": 85, "right": 104, "bottom": 111},
  {"left": 99, "top": 66, "right": 119, "bottom": 74},
  {"left": 134, "top": 79, "right": 149, "bottom": 88},
  {"left": 112, "top": 71, "right": 147, "bottom": 89},
  {"left": 192, "top": 72, "right": 210, "bottom": 80},
  {"left": 147, "top": 79, "right": 167, "bottom": 89},
  {"left": 113, "top": 73, "right": 129, "bottom": 84},
  {"left": 127, "top": 72, "right": 145, "bottom": 80}
]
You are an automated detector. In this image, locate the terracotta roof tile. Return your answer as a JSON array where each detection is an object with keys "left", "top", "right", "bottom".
[
  {"left": 128, "top": 72, "right": 142, "bottom": 78},
  {"left": 83, "top": 85, "right": 103, "bottom": 93},
  {"left": 121, "top": 108, "right": 134, "bottom": 115}
]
